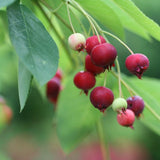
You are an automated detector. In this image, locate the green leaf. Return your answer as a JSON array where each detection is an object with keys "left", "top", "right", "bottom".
[
  {"left": 76, "top": 0, "right": 124, "bottom": 39},
  {"left": 122, "top": 76, "right": 160, "bottom": 135},
  {"left": 0, "top": 0, "right": 16, "bottom": 8},
  {"left": 113, "top": 0, "right": 160, "bottom": 41},
  {"left": 57, "top": 71, "right": 101, "bottom": 153},
  {"left": 18, "top": 61, "right": 33, "bottom": 112},
  {"left": 7, "top": 2, "right": 59, "bottom": 85}
]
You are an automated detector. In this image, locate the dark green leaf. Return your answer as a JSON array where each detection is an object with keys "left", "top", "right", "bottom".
[
  {"left": 0, "top": 0, "right": 16, "bottom": 8},
  {"left": 18, "top": 61, "right": 33, "bottom": 112},
  {"left": 57, "top": 71, "right": 101, "bottom": 153},
  {"left": 7, "top": 2, "right": 59, "bottom": 85}
]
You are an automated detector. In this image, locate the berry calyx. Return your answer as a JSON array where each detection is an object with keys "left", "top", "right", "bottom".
[
  {"left": 112, "top": 98, "right": 127, "bottom": 112},
  {"left": 46, "top": 77, "right": 61, "bottom": 105},
  {"left": 91, "top": 43, "right": 117, "bottom": 69},
  {"left": 68, "top": 33, "right": 86, "bottom": 51},
  {"left": 117, "top": 109, "right": 135, "bottom": 128},
  {"left": 85, "top": 35, "right": 106, "bottom": 54},
  {"left": 127, "top": 96, "right": 145, "bottom": 117},
  {"left": 125, "top": 53, "right": 149, "bottom": 79},
  {"left": 85, "top": 55, "right": 105, "bottom": 75},
  {"left": 74, "top": 71, "right": 96, "bottom": 95},
  {"left": 90, "top": 86, "right": 114, "bottom": 112}
]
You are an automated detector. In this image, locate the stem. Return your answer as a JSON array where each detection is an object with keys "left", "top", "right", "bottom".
[
  {"left": 66, "top": 2, "right": 76, "bottom": 33},
  {"left": 103, "top": 70, "right": 107, "bottom": 87},
  {"left": 115, "top": 58, "right": 122, "bottom": 97},
  {"left": 102, "top": 31, "right": 134, "bottom": 55},
  {"left": 111, "top": 71, "right": 160, "bottom": 121},
  {"left": 96, "top": 119, "right": 108, "bottom": 160},
  {"left": 35, "top": 0, "right": 76, "bottom": 67}
]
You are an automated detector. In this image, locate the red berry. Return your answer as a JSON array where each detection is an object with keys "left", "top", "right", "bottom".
[
  {"left": 85, "top": 35, "right": 106, "bottom": 54},
  {"left": 55, "top": 69, "right": 63, "bottom": 80},
  {"left": 125, "top": 53, "right": 149, "bottom": 79},
  {"left": 91, "top": 43, "right": 117, "bottom": 69},
  {"left": 46, "top": 77, "right": 61, "bottom": 105},
  {"left": 74, "top": 71, "right": 96, "bottom": 95},
  {"left": 127, "top": 96, "right": 144, "bottom": 117},
  {"left": 117, "top": 109, "right": 135, "bottom": 128},
  {"left": 90, "top": 86, "right": 114, "bottom": 112},
  {"left": 85, "top": 55, "right": 105, "bottom": 75}
]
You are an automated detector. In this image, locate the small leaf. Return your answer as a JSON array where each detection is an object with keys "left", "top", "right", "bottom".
[
  {"left": 18, "top": 61, "right": 33, "bottom": 112},
  {"left": 57, "top": 71, "right": 101, "bottom": 153},
  {"left": 76, "top": 0, "right": 124, "bottom": 39},
  {"left": 7, "top": 2, "right": 59, "bottom": 85},
  {"left": 113, "top": 0, "right": 160, "bottom": 41},
  {"left": 0, "top": 0, "right": 16, "bottom": 8}
]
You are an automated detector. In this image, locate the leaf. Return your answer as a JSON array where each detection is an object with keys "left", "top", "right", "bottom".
[
  {"left": 0, "top": 0, "right": 16, "bottom": 8},
  {"left": 7, "top": 2, "right": 59, "bottom": 85},
  {"left": 57, "top": 71, "right": 101, "bottom": 153},
  {"left": 113, "top": 0, "right": 160, "bottom": 41},
  {"left": 76, "top": 0, "right": 124, "bottom": 39},
  {"left": 122, "top": 75, "right": 160, "bottom": 135},
  {"left": 18, "top": 61, "right": 33, "bottom": 112}
]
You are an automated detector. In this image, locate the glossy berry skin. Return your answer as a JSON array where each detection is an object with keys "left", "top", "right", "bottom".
[
  {"left": 91, "top": 43, "right": 117, "bottom": 69},
  {"left": 74, "top": 71, "right": 96, "bottom": 95},
  {"left": 125, "top": 53, "right": 149, "bottom": 79},
  {"left": 85, "top": 55, "right": 105, "bottom": 75},
  {"left": 85, "top": 35, "right": 106, "bottom": 54},
  {"left": 68, "top": 33, "right": 86, "bottom": 52},
  {"left": 117, "top": 109, "right": 135, "bottom": 128},
  {"left": 127, "top": 96, "right": 145, "bottom": 117},
  {"left": 90, "top": 86, "right": 114, "bottom": 112},
  {"left": 46, "top": 77, "right": 61, "bottom": 105},
  {"left": 55, "top": 69, "right": 63, "bottom": 80}
]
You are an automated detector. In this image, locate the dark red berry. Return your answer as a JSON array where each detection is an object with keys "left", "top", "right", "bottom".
[
  {"left": 85, "top": 35, "right": 106, "bottom": 54},
  {"left": 125, "top": 53, "right": 149, "bottom": 79},
  {"left": 74, "top": 71, "right": 96, "bottom": 95},
  {"left": 117, "top": 109, "right": 135, "bottom": 128},
  {"left": 85, "top": 55, "right": 105, "bottom": 75},
  {"left": 55, "top": 69, "right": 63, "bottom": 80},
  {"left": 46, "top": 77, "right": 61, "bottom": 105},
  {"left": 127, "top": 96, "right": 145, "bottom": 117},
  {"left": 91, "top": 43, "right": 117, "bottom": 69},
  {"left": 90, "top": 86, "right": 114, "bottom": 112}
]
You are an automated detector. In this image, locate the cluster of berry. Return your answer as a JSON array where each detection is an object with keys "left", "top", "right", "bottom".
[{"left": 68, "top": 33, "right": 149, "bottom": 128}]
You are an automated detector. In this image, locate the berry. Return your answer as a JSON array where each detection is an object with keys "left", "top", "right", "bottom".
[
  {"left": 127, "top": 96, "right": 145, "bottom": 117},
  {"left": 55, "top": 69, "right": 63, "bottom": 80},
  {"left": 85, "top": 55, "right": 105, "bottom": 75},
  {"left": 3, "top": 105, "right": 13, "bottom": 123},
  {"left": 125, "top": 53, "right": 149, "bottom": 79},
  {"left": 117, "top": 109, "right": 135, "bottom": 128},
  {"left": 0, "top": 96, "right": 6, "bottom": 104},
  {"left": 74, "top": 71, "right": 96, "bottom": 95},
  {"left": 85, "top": 35, "right": 106, "bottom": 54},
  {"left": 91, "top": 43, "right": 117, "bottom": 69},
  {"left": 68, "top": 33, "right": 86, "bottom": 51},
  {"left": 90, "top": 86, "right": 114, "bottom": 112},
  {"left": 112, "top": 98, "right": 127, "bottom": 112},
  {"left": 46, "top": 77, "right": 61, "bottom": 105}
]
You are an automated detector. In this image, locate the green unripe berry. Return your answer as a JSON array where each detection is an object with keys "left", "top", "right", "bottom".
[{"left": 112, "top": 98, "right": 127, "bottom": 112}]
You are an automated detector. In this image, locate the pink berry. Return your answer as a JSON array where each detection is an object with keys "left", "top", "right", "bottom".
[
  {"left": 74, "top": 71, "right": 96, "bottom": 95},
  {"left": 85, "top": 35, "right": 106, "bottom": 54},
  {"left": 85, "top": 55, "right": 105, "bottom": 75},
  {"left": 117, "top": 109, "right": 135, "bottom": 128},
  {"left": 90, "top": 86, "right": 114, "bottom": 112},
  {"left": 127, "top": 96, "right": 145, "bottom": 117},
  {"left": 125, "top": 53, "right": 149, "bottom": 79},
  {"left": 91, "top": 43, "right": 117, "bottom": 69},
  {"left": 55, "top": 69, "right": 63, "bottom": 80},
  {"left": 68, "top": 33, "right": 86, "bottom": 52},
  {"left": 46, "top": 77, "right": 61, "bottom": 105}
]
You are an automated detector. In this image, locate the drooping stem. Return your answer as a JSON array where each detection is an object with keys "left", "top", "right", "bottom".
[
  {"left": 103, "top": 70, "right": 107, "bottom": 87},
  {"left": 102, "top": 31, "right": 134, "bottom": 55},
  {"left": 96, "top": 119, "right": 108, "bottom": 160},
  {"left": 115, "top": 58, "right": 123, "bottom": 97}
]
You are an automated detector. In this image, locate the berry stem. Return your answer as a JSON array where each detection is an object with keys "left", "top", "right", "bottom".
[
  {"left": 103, "top": 70, "right": 107, "bottom": 87},
  {"left": 66, "top": 2, "right": 76, "bottom": 33},
  {"left": 115, "top": 58, "right": 123, "bottom": 97},
  {"left": 96, "top": 119, "right": 108, "bottom": 160},
  {"left": 102, "top": 31, "right": 134, "bottom": 55}
]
